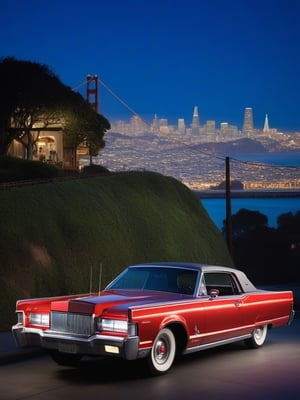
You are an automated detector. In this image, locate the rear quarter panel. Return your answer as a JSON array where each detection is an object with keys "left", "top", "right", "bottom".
[{"left": 241, "top": 290, "right": 294, "bottom": 327}]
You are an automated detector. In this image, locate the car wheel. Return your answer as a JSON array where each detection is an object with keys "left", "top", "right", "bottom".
[
  {"left": 147, "top": 327, "right": 176, "bottom": 375},
  {"left": 245, "top": 324, "right": 268, "bottom": 348},
  {"left": 49, "top": 350, "right": 82, "bottom": 367}
]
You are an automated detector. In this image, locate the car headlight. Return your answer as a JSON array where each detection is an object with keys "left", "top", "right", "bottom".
[
  {"left": 29, "top": 313, "right": 50, "bottom": 327},
  {"left": 95, "top": 318, "right": 137, "bottom": 336}
]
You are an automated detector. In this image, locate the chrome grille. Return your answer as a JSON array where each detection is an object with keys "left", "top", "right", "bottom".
[{"left": 51, "top": 311, "right": 93, "bottom": 336}]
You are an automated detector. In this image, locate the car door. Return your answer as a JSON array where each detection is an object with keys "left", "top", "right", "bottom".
[{"left": 198, "top": 272, "right": 246, "bottom": 345}]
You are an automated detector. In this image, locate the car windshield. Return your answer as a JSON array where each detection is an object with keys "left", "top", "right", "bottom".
[{"left": 106, "top": 266, "right": 198, "bottom": 295}]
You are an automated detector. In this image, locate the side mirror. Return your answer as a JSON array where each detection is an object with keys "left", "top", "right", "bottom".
[{"left": 209, "top": 288, "right": 219, "bottom": 299}]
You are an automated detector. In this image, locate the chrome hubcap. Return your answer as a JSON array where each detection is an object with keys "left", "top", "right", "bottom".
[
  {"left": 254, "top": 327, "right": 262, "bottom": 340},
  {"left": 154, "top": 338, "right": 169, "bottom": 363}
]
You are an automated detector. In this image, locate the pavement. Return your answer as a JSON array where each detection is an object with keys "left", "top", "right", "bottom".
[{"left": 0, "top": 330, "right": 45, "bottom": 364}]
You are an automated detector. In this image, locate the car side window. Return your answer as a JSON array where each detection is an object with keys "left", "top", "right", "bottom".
[
  {"left": 203, "top": 272, "right": 241, "bottom": 296},
  {"left": 198, "top": 275, "right": 208, "bottom": 296}
]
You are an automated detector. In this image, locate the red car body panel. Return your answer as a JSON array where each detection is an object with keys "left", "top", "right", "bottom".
[{"left": 129, "top": 290, "right": 293, "bottom": 350}]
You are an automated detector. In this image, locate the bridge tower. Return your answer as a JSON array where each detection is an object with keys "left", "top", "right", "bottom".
[{"left": 86, "top": 74, "right": 99, "bottom": 112}]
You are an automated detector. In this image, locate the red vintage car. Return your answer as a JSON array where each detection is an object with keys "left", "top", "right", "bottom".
[{"left": 13, "top": 262, "right": 294, "bottom": 375}]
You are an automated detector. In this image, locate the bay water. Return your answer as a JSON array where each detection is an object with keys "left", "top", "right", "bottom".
[
  {"left": 201, "top": 153, "right": 300, "bottom": 230},
  {"left": 201, "top": 197, "right": 300, "bottom": 229}
]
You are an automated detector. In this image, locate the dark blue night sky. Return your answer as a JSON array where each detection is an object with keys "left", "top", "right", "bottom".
[{"left": 1, "top": 0, "right": 300, "bottom": 131}]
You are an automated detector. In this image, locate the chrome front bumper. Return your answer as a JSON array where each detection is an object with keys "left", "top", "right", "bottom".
[{"left": 12, "top": 326, "right": 140, "bottom": 360}]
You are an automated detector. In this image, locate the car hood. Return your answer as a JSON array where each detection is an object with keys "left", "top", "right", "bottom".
[{"left": 50, "top": 289, "right": 190, "bottom": 316}]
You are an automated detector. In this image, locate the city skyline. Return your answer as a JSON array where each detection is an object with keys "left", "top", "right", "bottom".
[
  {"left": 93, "top": 122, "right": 300, "bottom": 190},
  {"left": 1, "top": 1, "right": 300, "bottom": 132},
  {"left": 110, "top": 105, "right": 283, "bottom": 137}
]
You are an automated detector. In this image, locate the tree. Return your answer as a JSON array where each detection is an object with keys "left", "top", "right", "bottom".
[
  {"left": 222, "top": 208, "right": 268, "bottom": 239},
  {"left": 277, "top": 211, "right": 300, "bottom": 277},
  {"left": 0, "top": 57, "right": 66, "bottom": 157},
  {"left": 0, "top": 57, "right": 110, "bottom": 159},
  {"left": 277, "top": 211, "right": 300, "bottom": 236},
  {"left": 62, "top": 97, "right": 110, "bottom": 162},
  {"left": 225, "top": 208, "right": 300, "bottom": 284}
]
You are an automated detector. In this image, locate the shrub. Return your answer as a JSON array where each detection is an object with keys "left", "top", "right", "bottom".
[
  {"left": 0, "top": 155, "right": 64, "bottom": 182},
  {"left": 81, "top": 164, "right": 110, "bottom": 175}
]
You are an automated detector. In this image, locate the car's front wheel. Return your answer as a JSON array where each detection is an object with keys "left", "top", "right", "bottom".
[
  {"left": 245, "top": 324, "right": 268, "bottom": 348},
  {"left": 147, "top": 327, "right": 176, "bottom": 375}
]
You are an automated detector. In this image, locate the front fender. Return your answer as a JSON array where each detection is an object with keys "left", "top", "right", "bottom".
[{"left": 159, "top": 314, "right": 188, "bottom": 331}]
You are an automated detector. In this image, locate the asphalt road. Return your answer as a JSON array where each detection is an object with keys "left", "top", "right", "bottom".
[{"left": 1, "top": 319, "right": 299, "bottom": 400}]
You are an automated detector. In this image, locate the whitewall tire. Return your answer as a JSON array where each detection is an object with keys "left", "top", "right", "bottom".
[
  {"left": 147, "top": 328, "right": 176, "bottom": 375},
  {"left": 245, "top": 324, "right": 268, "bottom": 348}
]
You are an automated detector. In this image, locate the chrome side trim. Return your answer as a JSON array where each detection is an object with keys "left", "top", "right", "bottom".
[{"left": 183, "top": 334, "right": 252, "bottom": 355}]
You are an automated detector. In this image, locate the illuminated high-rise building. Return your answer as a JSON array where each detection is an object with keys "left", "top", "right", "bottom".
[
  {"left": 192, "top": 106, "right": 200, "bottom": 126},
  {"left": 191, "top": 106, "right": 200, "bottom": 135},
  {"left": 220, "top": 122, "right": 229, "bottom": 132},
  {"left": 204, "top": 120, "right": 216, "bottom": 133},
  {"left": 242, "top": 107, "right": 254, "bottom": 133},
  {"left": 130, "top": 115, "right": 144, "bottom": 133},
  {"left": 263, "top": 114, "right": 269, "bottom": 133},
  {"left": 152, "top": 114, "right": 159, "bottom": 131},
  {"left": 178, "top": 118, "right": 186, "bottom": 134},
  {"left": 159, "top": 118, "right": 169, "bottom": 133},
  {"left": 159, "top": 118, "right": 168, "bottom": 127}
]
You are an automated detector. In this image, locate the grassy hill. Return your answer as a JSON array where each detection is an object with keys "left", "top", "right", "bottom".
[{"left": 0, "top": 171, "right": 232, "bottom": 330}]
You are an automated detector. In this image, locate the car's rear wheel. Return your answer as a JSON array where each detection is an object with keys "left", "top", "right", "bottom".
[
  {"left": 245, "top": 324, "right": 268, "bottom": 348},
  {"left": 147, "top": 327, "right": 176, "bottom": 375},
  {"left": 49, "top": 350, "right": 82, "bottom": 367}
]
